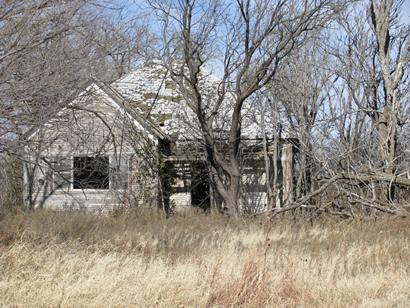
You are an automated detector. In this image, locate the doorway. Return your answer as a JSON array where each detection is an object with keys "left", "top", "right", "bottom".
[{"left": 190, "top": 161, "right": 210, "bottom": 211}]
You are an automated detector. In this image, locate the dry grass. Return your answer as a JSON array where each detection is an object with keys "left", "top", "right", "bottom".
[{"left": 0, "top": 209, "right": 409, "bottom": 307}]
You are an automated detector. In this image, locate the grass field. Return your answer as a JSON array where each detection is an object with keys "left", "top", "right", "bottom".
[{"left": 0, "top": 209, "right": 409, "bottom": 307}]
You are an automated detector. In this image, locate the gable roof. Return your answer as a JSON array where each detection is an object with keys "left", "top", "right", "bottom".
[
  {"left": 25, "top": 78, "right": 171, "bottom": 142},
  {"left": 92, "top": 78, "right": 171, "bottom": 141}
]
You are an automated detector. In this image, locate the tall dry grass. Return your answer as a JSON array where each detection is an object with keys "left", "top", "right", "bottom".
[{"left": 0, "top": 209, "right": 409, "bottom": 307}]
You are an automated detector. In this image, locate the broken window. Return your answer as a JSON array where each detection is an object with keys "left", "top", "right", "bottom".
[{"left": 73, "top": 156, "right": 109, "bottom": 189}]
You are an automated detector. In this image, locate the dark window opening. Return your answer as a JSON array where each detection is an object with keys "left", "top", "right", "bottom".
[
  {"left": 190, "top": 161, "right": 210, "bottom": 211},
  {"left": 73, "top": 156, "right": 109, "bottom": 189}
]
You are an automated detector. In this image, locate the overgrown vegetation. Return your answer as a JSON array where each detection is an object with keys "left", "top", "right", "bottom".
[
  {"left": 0, "top": 1, "right": 409, "bottom": 304},
  {"left": 0, "top": 155, "right": 23, "bottom": 212},
  {"left": 0, "top": 209, "right": 409, "bottom": 306}
]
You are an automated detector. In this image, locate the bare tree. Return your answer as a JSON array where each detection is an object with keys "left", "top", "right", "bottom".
[
  {"left": 329, "top": 0, "right": 410, "bottom": 202},
  {"left": 149, "top": 0, "right": 334, "bottom": 215},
  {"left": 268, "top": 0, "right": 410, "bottom": 217},
  {"left": 270, "top": 34, "right": 332, "bottom": 200},
  {"left": 369, "top": 0, "right": 410, "bottom": 201},
  {"left": 0, "top": 1, "right": 155, "bottom": 211},
  {"left": 0, "top": 1, "right": 150, "bottom": 156}
]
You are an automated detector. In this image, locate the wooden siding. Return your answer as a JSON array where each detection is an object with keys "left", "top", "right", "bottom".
[{"left": 24, "top": 84, "right": 158, "bottom": 210}]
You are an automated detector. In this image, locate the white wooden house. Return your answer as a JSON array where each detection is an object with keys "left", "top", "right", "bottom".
[{"left": 23, "top": 61, "right": 296, "bottom": 212}]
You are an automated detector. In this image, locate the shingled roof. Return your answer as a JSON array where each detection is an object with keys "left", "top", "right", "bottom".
[
  {"left": 25, "top": 60, "right": 278, "bottom": 145},
  {"left": 111, "top": 60, "right": 275, "bottom": 141}
]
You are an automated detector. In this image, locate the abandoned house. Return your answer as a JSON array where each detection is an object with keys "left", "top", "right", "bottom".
[{"left": 23, "top": 60, "right": 296, "bottom": 212}]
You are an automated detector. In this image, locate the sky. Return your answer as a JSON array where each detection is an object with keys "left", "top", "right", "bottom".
[
  {"left": 401, "top": 0, "right": 410, "bottom": 24},
  {"left": 121, "top": 0, "right": 410, "bottom": 21}
]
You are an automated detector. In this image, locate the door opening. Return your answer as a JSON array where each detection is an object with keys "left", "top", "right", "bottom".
[{"left": 190, "top": 161, "right": 210, "bottom": 211}]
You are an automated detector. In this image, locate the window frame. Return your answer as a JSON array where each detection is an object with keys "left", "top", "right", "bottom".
[
  {"left": 69, "top": 154, "right": 130, "bottom": 192},
  {"left": 49, "top": 156, "right": 72, "bottom": 191},
  {"left": 110, "top": 155, "right": 130, "bottom": 191},
  {"left": 71, "top": 155, "right": 111, "bottom": 191}
]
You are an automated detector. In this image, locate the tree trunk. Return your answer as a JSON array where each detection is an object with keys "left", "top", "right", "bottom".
[{"left": 376, "top": 105, "right": 397, "bottom": 201}]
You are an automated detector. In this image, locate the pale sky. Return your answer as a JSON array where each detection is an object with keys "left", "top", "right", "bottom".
[{"left": 401, "top": 0, "right": 410, "bottom": 24}]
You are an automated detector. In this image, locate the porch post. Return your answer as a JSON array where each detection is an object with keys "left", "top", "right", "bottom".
[{"left": 281, "top": 142, "right": 294, "bottom": 205}]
